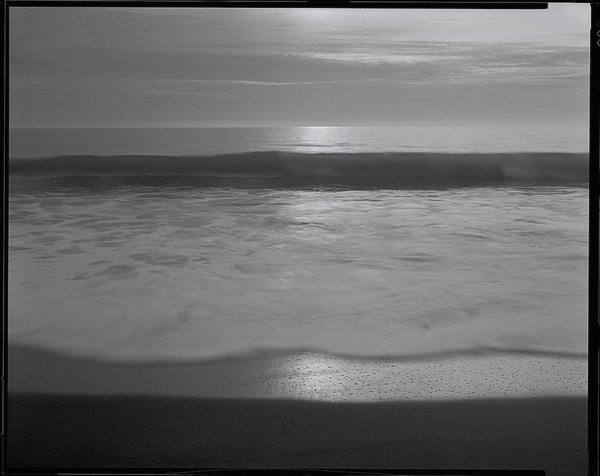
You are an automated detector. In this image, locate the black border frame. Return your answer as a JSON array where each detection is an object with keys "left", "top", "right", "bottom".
[
  {"left": 588, "top": 6, "right": 600, "bottom": 476},
  {"left": 2, "top": 2, "right": 598, "bottom": 475}
]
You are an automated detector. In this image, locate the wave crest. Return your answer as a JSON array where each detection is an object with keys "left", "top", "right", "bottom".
[{"left": 10, "top": 151, "right": 588, "bottom": 186}]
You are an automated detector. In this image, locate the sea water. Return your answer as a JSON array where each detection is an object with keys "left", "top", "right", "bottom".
[{"left": 8, "top": 125, "right": 589, "bottom": 362}]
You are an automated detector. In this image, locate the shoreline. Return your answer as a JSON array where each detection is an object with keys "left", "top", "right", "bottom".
[
  {"left": 8, "top": 344, "right": 587, "bottom": 400},
  {"left": 6, "top": 344, "right": 589, "bottom": 475}
]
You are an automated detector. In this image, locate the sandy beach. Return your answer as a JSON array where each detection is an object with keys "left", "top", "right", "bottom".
[{"left": 6, "top": 344, "right": 588, "bottom": 475}]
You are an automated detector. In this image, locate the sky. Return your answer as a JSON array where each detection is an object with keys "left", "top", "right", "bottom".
[{"left": 8, "top": 5, "right": 591, "bottom": 128}]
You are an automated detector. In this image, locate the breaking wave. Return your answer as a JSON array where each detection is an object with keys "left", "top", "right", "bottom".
[{"left": 9, "top": 151, "right": 588, "bottom": 186}]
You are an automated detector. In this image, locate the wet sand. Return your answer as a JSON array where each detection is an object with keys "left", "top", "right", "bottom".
[{"left": 6, "top": 345, "right": 588, "bottom": 475}]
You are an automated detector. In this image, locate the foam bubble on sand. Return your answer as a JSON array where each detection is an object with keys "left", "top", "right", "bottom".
[
  {"left": 245, "top": 352, "right": 587, "bottom": 401},
  {"left": 9, "top": 345, "right": 586, "bottom": 401}
]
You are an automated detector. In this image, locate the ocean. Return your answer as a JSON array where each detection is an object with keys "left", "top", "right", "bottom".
[{"left": 8, "top": 125, "right": 589, "bottom": 364}]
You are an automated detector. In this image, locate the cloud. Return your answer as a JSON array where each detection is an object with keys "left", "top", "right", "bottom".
[
  {"left": 11, "top": 39, "right": 588, "bottom": 88},
  {"left": 8, "top": 6, "right": 590, "bottom": 128}
]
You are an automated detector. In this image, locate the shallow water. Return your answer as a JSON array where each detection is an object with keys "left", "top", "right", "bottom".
[{"left": 8, "top": 177, "right": 588, "bottom": 362}]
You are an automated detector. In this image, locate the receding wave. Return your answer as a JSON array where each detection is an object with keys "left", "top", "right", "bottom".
[
  {"left": 9, "top": 151, "right": 589, "bottom": 186},
  {"left": 7, "top": 341, "right": 588, "bottom": 367}
]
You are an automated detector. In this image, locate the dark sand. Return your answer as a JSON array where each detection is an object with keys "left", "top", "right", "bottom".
[
  {"left": 6, "top": 345, "right": 588, "bottom": 474},
  {"left": 7, "top": 393, "right": 587, "bottom": 473}
]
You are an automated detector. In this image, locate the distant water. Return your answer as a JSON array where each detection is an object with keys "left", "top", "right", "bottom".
[
  {"left": 8, "top": 126, "right": 589, "bottom": 362},
  {"left": 9, "top": 125, "right": 589, "bottom": 157}
]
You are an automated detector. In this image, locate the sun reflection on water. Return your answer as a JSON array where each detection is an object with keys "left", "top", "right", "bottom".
[{"left": 289, "top": 127, "right": 352, "bottom": 153}]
